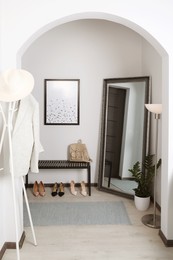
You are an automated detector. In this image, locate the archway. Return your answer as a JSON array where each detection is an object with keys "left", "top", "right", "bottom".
[
  {"left": 17, "top": 13, "right": 168, "bottom": 62},
  {"left": 17, "top": 12, "right": 169, "bottom": 243}
]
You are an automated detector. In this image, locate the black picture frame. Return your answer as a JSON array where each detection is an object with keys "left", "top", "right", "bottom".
[{"left": 44, "top": 79, "right": 80, "bottom": 125}]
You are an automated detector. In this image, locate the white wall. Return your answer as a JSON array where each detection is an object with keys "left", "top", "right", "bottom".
[
  {"left": 22, "top": 19, "right": 143, "bottom": 184},
  {"left": 141, "top": 40, "right": 162, "bottom": 205},
  {"left": 0, "top": 178, "right": 4, "bottom": 248}
]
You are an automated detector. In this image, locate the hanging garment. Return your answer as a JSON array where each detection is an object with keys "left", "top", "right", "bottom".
[{"left": 0, "top": 94, "right": 44, "bottom": 177}]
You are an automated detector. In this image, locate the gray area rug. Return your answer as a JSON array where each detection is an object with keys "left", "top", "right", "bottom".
[{"left": 24, "top": 201, "right": 131, "bottom": 226}]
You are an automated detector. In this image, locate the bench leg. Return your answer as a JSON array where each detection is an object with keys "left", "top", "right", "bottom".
[
  {"left": 25, "top": 173, "right": 28, "bottom": 189},
  {"left": 108, "top": 163, "right": 112, "bottom": 188},
  {"left": 88, "top": 165, "right": 91, "bottom": 196}
]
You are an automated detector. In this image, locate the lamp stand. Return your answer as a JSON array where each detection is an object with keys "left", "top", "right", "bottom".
[{"left": 141, "top": 113, "right": 161, "bottom": 229}]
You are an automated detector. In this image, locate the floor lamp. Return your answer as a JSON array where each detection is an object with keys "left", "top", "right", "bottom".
[{"left": 142, "top": 104, "right": 162, "bottom": 229}]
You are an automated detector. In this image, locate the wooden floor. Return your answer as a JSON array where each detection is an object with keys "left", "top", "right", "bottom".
[{"left": 3, "top": 187, "right": 173, "bottom": 260}]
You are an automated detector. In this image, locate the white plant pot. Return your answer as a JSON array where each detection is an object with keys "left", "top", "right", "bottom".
[{"left": 134, "top": 195, "right": 150, "bottom": 211}]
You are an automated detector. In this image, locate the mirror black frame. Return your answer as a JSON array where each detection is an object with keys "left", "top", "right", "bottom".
[{"left": 98, "top": 77, "right": 151, "bottom": 199}]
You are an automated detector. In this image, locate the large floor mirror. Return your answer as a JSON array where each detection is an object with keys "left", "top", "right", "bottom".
[{"left": 98, "top": 77, "right": 150, "bottom": 199}]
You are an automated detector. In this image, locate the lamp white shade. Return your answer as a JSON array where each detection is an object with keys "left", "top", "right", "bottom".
[
  {"left": 0, "top": 69, "right": 34, "bottom": 102},
  {"left": 145, "top": 104, "right": 162, "bottom": 114}
]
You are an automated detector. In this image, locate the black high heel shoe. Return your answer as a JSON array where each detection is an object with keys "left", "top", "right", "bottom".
[
  {"left": 51, "top": 182, "right": 58, "bottom": 197},
  {"left": 58, "top": 182, "right": 65, "bottom": 197}
]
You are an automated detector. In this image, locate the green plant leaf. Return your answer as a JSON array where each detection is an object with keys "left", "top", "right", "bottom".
[{"left": 128, "top": 155, "right": 161, "bottom": 197}]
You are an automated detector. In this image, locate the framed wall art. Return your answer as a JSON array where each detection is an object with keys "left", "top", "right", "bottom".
[{"left": 44, "top": 79, "right": 80, "bottom": 125}]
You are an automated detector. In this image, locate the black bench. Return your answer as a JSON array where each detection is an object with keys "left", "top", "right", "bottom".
[{"left": 26, "top": 160, "right": 91, "bottom": 196}]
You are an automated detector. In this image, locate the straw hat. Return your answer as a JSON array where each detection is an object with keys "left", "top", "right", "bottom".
[{"left": 0, "top": 69, "right": 34, "bottom": 102}]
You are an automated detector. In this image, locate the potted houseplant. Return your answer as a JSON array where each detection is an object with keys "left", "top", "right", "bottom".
[{"left": 128, "top": 154, "right": 161, "bottom": 211}]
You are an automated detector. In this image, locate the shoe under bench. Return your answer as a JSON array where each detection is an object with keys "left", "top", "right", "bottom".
[{"left": 26, "top": 160, "right": 91, "bottom": 196}]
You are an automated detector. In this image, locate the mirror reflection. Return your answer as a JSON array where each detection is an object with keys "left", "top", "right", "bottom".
[{"left": 98, "top": 77, "right": 150, "bottom": 198}]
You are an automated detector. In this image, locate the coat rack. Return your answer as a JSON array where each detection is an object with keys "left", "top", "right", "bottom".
[{"left": 0, "top": 69, "right": 37, "bottom": 260}]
